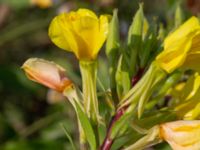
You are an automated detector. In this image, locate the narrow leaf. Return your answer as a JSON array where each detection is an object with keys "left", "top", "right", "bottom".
[
  {"left": 61, "top": 123, "right": 76, "bottom": 150},
  {"left": 74, "top": 100, "right": 96, "bottom": 150}
]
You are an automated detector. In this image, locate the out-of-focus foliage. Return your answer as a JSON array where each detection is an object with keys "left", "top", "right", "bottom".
[{"left": 0, "top": 0, "right": 199, "bottom": 149}]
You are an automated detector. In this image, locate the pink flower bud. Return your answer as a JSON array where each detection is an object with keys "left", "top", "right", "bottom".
[{"left": 22, "top": 58, "right": 72, "bottom": 92}]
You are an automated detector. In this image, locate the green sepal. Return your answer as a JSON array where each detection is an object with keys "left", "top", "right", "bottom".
[
  {"left": 127, "top": 3, "right": 144, "bottom": 76},
  {"left": 119, "top": 62, "right": 166, "bottom": 118},
  {"left": 106, "top": 9, "right": 120, "bottom": 104},
  {"left": 140, "top": 29, "right": 158, "bottom": 68},
  {"left": 175, "top": 4, "right": 184, "bottom": 28}
]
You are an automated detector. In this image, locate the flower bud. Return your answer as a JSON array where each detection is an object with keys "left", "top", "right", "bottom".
[{"left": 22, "top": 58, "right": 72, "bottom": 92}]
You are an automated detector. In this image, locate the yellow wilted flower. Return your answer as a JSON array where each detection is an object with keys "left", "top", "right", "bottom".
[
  {"left": 160, "top": 120, "right": 200, "bottom": 150},
  {"left": 156, "top": 16, "right": 200, "bottom": 73},
  {"left": 48, "top": 9, "right": 109, "bottom": 61}
]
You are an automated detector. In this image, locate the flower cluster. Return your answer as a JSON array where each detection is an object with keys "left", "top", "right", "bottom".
[{"left": 22, "top": 6, "right": 200, "bottom": 150}]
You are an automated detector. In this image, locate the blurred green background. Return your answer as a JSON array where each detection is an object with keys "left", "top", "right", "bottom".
[{"left": 0, "top": 0, "right": 199, "bottom": 149}]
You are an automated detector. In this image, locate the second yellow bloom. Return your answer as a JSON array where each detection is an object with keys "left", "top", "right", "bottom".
[{"left": 156, "top": 16, "right": 200, "bottom": 73}]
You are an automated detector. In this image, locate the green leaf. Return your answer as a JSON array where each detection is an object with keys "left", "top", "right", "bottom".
[
  {"left": 74, "top": 101, "right": 96, "bottom": 150},
  {"left": 61, "top": 123, "right": 76, "bottom": 150},
  {"left": 139, "top": 23, "right": 158, "bottom": 68}
]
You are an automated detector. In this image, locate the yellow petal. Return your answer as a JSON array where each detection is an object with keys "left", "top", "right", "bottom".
[
  {"left": 160, "top": 120, "right": 200, "bottom": 150},
  {"left": 164, "top": 16, "right": 200, "bottom": 50},
  {"left": 190, "top": 32, "right": 200, "bottom": 54},
  {"left": 156, "top": 37, "right": 192, "bottom": 73},
  {"left": 92, "top": 15, "right": 109, "bottom": 57},
  {"left": 182, "top": 52, "right": 200, "bottom": 73},
  {"left": 156, "top": 16, "right": 200, "bottom": 73},
  {"left": 48, "top": 13, "right": 77, "bottom": 52},
  {"left": 77, "top": 9, "right": 98, "bottom": 19},
  {"left": 71, "top": 15, "right": 99, "bottom": 59}
]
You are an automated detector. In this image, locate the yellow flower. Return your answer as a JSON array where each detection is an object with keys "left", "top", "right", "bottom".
[
  {"left": 160, "top": 120, "right": 200, "bottom": 150},
  {"left": 22, "top": 58, "right": 72, "bottom": 92},
  {"left": 48, "top": 9, "right": 109, "bottom": 60},
  {"left": 156, "top": 16, "right": 200, "bottom": 73},
  {"left": 31, "top": 0, "right": 52, "bottom": 8}
]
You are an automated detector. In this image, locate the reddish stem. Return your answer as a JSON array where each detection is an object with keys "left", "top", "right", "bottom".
[
  {"left": 100, "top": 68, "right": 145, "bottom": 150},
  {"left": 131, "top": 68, "right": 144, "bottom": 87},
  {"left": 100, "top": 106, "right": 128, "bottom": 150}
]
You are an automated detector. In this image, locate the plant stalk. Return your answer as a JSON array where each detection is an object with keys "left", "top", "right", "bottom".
[{"left": 100, "top": 68, "right": 144, "bottom": 150}]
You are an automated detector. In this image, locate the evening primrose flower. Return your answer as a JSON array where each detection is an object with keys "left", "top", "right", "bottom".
[
  {"left": 48, "top": 8, "right": 109, "bottom": 60},
  {"left": 22, "top": 58, "right": 72, "bottom": 92},
  {"left": 160, "top": 120, "right": 200, "bottom": 150},
  {"left": 156, "top": 16, "right": 200, "bottom": 73}
]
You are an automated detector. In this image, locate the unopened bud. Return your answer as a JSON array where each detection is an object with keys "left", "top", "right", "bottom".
[{"left": 22, "top": 58, "right": 72, "bottom": 92}]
